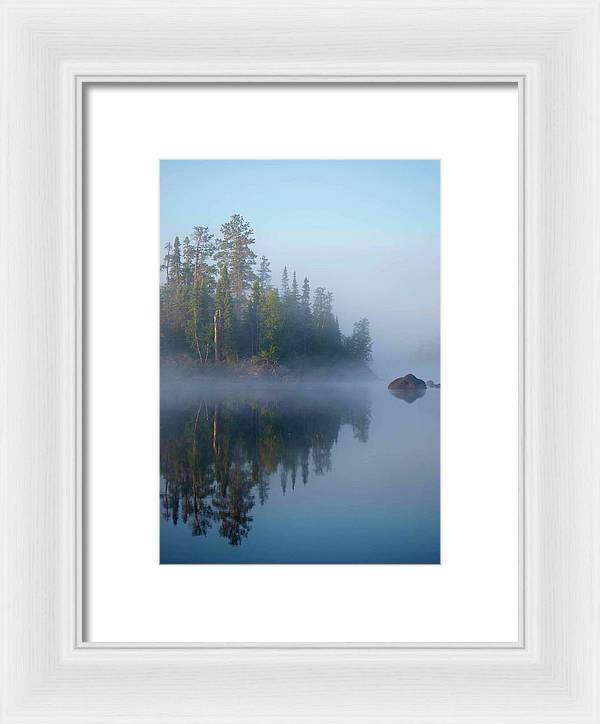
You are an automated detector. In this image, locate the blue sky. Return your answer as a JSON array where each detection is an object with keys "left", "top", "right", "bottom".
[{"left": 160, "top": 160, "right": 440, "bottom": 379}]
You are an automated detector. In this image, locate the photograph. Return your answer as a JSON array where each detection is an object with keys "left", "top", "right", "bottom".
[
  {"left": 159, "top": 159, "right": 440, "bottom": 564},
  {"left": 7, "top": 0, "right": 598, "bottom": 719}
]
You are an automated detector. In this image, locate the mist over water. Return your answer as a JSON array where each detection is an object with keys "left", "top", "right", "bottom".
[{"left": 160, "top": 380, "right": 440, "bottom": 564}]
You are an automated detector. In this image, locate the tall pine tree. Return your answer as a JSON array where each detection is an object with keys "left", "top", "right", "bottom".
[
  {"left": 215, "top": 214, "right": 256, "bottom": 308},
  {"left": 214, "top": 266, "right": 235, "bottom": 361},
  {"left": 258, "top": 255, "right": 272, "bottom": 288},
  {"left": 191, "top": 225, "right": 216, "bottom": 290},
  {"left": 291, "top": 271, "right": 300, "bottom": 308},
  {"left": 280, "top": 266, "right": 290, "bottom": 301},
  {"left": 186, "top": 277, "right": 212, "bottom": 362},
  {"left": 170, "top": 236, "right": 182, "bottom": 285},
  {"left": 259, "top": 289, "right": 282, "bottom": 362},
  {"left": 244, "top": 280, "right": 262, "bottom": 357},
  {"left": 182, "top": 235, "right": 193, "bottom": 286},
  {"left": 347, "top": 318, "right": 373, "bottom": 362},
  {"left": 300, "top": 276, "right": 311, "bottom": 355}
]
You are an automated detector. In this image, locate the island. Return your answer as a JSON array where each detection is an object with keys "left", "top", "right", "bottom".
[{"left": 160, "top": 214, "right": 374, "bottom": 380}]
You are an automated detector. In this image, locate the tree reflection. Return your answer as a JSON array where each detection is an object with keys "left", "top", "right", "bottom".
[{"left": 160, "top": 387, "right": 372, "bottom": 546}]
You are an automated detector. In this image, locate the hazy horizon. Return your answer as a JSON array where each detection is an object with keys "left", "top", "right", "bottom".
[{"left": 160, "top": 159, "right": 440, "bottom": 381}]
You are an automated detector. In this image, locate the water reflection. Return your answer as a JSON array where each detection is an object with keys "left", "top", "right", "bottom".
[
  {"left": 389, "top": 387, "right": 426, "bottom": 404},
  {"left": 160, "top": 386, "right": 372, "bottom": 548}
]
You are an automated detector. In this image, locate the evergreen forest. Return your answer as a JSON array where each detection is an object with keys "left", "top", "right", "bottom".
[{"left": 160, "top": 214, "right": 373, "bottom": 368}]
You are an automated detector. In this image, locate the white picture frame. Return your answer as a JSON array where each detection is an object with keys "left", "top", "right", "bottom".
[{"left": 1, "top": 1, "right": 598, "bottom": 722}]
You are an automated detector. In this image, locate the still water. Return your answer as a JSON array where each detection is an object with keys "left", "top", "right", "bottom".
[{"left": 160, "top": 381, "right": 439, "bottom": 564}]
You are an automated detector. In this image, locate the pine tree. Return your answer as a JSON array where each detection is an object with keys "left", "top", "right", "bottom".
[
  {"left": 280, "top": 266, "right": 290, "bottom": 301},
  {"left": 348, "top": 318, "right": 373, "bottom": 362},
  {"left": 332, "top": 315, "right": 343, "bottom": 352},
  {"left": 283, "top": 270, "right": 301, "bottom": 356},
  {"left": 170, "top": 236, "right": 182, "bottom": 285},
  {"left": 161, "top": 240, "right": 172, "bottom": 283},
  {"left": 259, "top": 288, "right": 282, "bottom": 362},
  {"left": 312, "top": 287, "right": 340, "bottom": 355},
  {"left": 300, "top": 276, "right": 311, "bottom": 354},
  {"left": 258, "top": 255, "right": 272, "bottom": 288},
  {"left": 312, "top": 287, "right": 328, "bottom": 331},
  {"left": 215, "top": 214, "right": 256, "bottom": 307},
  {"left": 160, "top": 240, "right": 176, "bottom": 350},
  {"left": 244, "top": 280, "right": 262, "bottom": 357},
  {"left": 278, "top": 267, "right": 296, "bottom": 357},
  {"left": 161, "top": 236, "right": 189, "bottom": 350},
  {"left": 186, "top": 277, "right": 212, "bottom": 362},
  {"left": 214, "top": 266, "right": 234, "bottom": 361},
  {"left": 182, "top": 235, "right": 193, "bottom": 286},
  {"left": 191, "top": 225, "right": 216, "bottom": 289},
  {"left": 291, "top": 271, "right": 300, "bottom": 308}
]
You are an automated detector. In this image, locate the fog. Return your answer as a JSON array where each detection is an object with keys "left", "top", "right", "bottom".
[{"left": 161, "top": 160, "right": 440, "bottom": 383}]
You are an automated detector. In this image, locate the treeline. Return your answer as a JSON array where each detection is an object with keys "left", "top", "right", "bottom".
[{"left": 160, "top": 214, "right": 372, "bottom": 365}]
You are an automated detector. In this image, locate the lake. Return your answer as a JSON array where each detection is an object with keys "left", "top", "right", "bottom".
[{"left": 160, "top": 380, "right": 440, "bottom": 564}]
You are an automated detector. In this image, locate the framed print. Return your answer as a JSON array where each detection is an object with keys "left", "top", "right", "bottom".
[
  {"left": 84, "top": 83, "right": 519, "bottom": 644},
  {"left": 1, "top": 1, "right": 599, "bottom": 723}
]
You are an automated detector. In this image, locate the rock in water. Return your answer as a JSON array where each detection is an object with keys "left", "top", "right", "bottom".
[{"left": 387, "top": 373, "right": 427, "bottom": 390}]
